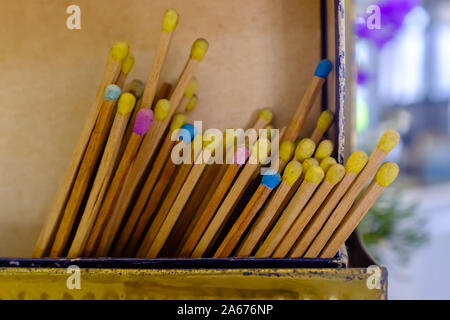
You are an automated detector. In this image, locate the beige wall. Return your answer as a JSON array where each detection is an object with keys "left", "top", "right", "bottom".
[{"left": 0, "top": 0, "right": 322, "bottom": 256}]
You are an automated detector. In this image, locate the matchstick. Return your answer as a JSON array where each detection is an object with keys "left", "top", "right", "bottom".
[
  {"left": 191, "top": 138, "right": 271, "bottom": 257},
  {"left": 319, "top": 156, "right": 337, "bottom": 173},
  {"left": 304, "top": 130, "right": 400, "bottom": 257},
  {"left": 111, "top": 113, "right": 188, "bottom": 257},
  {"left": 299, "top": 151, "right": 368, "bottom": 258},
  {"left": 82, "top": 109, "right": 154, "bottom": 257},
  {"left": 255, "top": 165, "right": 325, "bottom": 258},
  {"left": 140, "top": 9, "right": 179, "bottom": 109},
  {"left": 274, "top": 164, "right": 346, "bottom": 257},
  {"left": 134, "top": 126, "right": 200, "bottom": 257},
  {"left": 176, "top": 77, "right": 198, "bottom": 113},
  {"left": 310, "top": 110, "right": 334, "bottom": 145},
  {"left": 116, "top": 53, "right": 135, "bottom": 88},
  {"left": 94, "top": 100, "right": 173, "bottom": 256},
  {"left": 67, "top": 93, "right": 137, "bottom": 258},
  {"left": 178, "top": 145, "right": 249, "bottom": 258},
  {"left": 320, "top": 162, "right": 399, "bottom": 258},
  {"left": 144, "top": 134, "right": 222, "bottom": 258},
  {"left": 236, "top": 160, "right": 303, "bottom": 257},
  {"left": 314, "top": 139, "right": 334, "bottom": 162},
  {"left": 33, "top": 42, "right": 129, "bottom": 257},
  {"left": 111, "top": 39, "right": 209, "bottom": 243},
  {"left": 214, "top": 172, "right": 281, "bottom": 258},
  {"left": 49, "top": 85, "right": 122, "bottom": 257},
  {"left": 279, "top": 60, "right": 332, "bottom": 169}
]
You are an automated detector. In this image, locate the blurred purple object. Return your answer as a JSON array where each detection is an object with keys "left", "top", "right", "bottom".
[
  {"left": 356, "top": 0, "right": 420, "bottom": 48},
  {"left": 357, "top": 70, "right": 371, "bottom": 85}
]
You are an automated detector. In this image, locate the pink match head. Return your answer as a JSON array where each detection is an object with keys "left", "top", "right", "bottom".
[
  {"left": 133, "top": 109, "right": 154, "bottom": 136},
  {"left": 233, "top": 145, "right": 249, "bottom": 167}
]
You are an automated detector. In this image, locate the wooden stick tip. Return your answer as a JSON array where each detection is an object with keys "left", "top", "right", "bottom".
[
  {"left": 317, "top": 110, "right": 334, "bottom": 131},
  {"left": 283, "top": 160, "right": 303, "bottom": 186},
  {"left": 375, "top": 162, "right": 399, "bottom": 187},
  {"left": 117, "top": 93, "right": 136, "bottom": 116},
  {"left": 295, "top": 138, "right": 315, "bottom": 162},
  {"left": 154, "top": 99, "right": 171, "bottom": 120},
  {"left": 104, "top": 84, "right": 122, "bottom": 101},
  {"left": 191, "top": 38, "right": 209, "bottom": 61},
  {"left": 162, "top": 9, "right": 179, "bottom": 32},
  {"left": 377, "top": 130, "right": 400, "bottom": 154},
  {"left": 345, "top": 150, "right": 368, "bottom": 174}
]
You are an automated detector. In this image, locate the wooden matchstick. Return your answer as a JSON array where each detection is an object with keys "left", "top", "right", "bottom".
[
  {"left": 214, "top": 172, "right": 281, "bottom": 258},
  {"left": 144, "top": 134, "right": 222, "bottom": 258},
  {"left": 140, "top": 9, "right": 179, "bottom": 109},
  {"left": 274, "top": 164, "right": 345, "bottom": 258},
  {"left": 176, "top": 77, "right": 198, "bottom": 113},
  {"left": 255, "top": 165, "right": 325, "bottom": 258},
  {"left": 94, "top": 99, "right": 174, "bottom": 256},
  {"left": 304, "top": 130, "right": 400, "bottom": 257},
  {"left": 191, "top": 138, "right": 271, "bottom": 258},
  {"left": 279, "top": 60, "right": 332, "bottom": 169},
  {"left": 320, "top": 162, "right": 399, "bottom": 258},
  {"left": 111, "top": 113, "right": 188, "bottom": 257},
  {"left": 134, "top": 126, "right": 200, "bottom": 257},
  {"left": 111, "top": 39, "right": 209, "bottom": 244},
  {"left": 116, "top": 53, "right": 135, "bottom": 88},
  {"left": 314, "top": 139, "right": 334, "bottom": 162},
  {"left": 67, "top": 93, "right": 137, "bottom": 258},
  {"left": 177, "top": 145, "right": 249, "bottom": 257},
  {"left": 33, "top": 42, "right": 129, "bottom": 258},
  {"left": 310, "top": 110, "right": 334, "bottom": 145},
  {"left": 236, "top": 160, "right": 302, "bottom": 257},
  {"left": 299, "top": 151, "right": 368, "bottom": 258},
  {"left": 82, "top": 109, "right": 154, "bottom": 257},
  {"left": 49, "top": 85, "right": 122, "bottom": 257}
]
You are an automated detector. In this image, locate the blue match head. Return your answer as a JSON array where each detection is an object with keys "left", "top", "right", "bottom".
[
  {"left": 314, "top": 59, "right": 333, "bottom": 79},
  {"left": 104, "top": 84, "right": 122, "bottom": 101},
  {"left": 261, "top": 170, "right": 281, "bottom": 190},
  {"left": 179, "top": 123, "right": 197, "bottom": 143}
]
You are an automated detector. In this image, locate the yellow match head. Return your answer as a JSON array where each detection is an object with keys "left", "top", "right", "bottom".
[
  {"left": 304, "top": 165, "right": 325, "bottom": 185},
  {"left": 325, "top": 164, "right": 346, "bottom": 185},
  {"left": 154, "top": 99, "right": 171, "bottom": 121},
  {"left": 375, "top": 162, "right": 399, "bottom": 187},
  {"left": 121, "top": 54, "right": 135, "bottom": 75},
  {"left": 279, "top": 141, "right": 295, "bottom": 163},
  {"left": 283, "top": 160, "right": 303, "bottom": 186},
  {"left": 377, "top": 129, "right": 400, "bottom": 154},
  {"left": 265, "top": 125, "right": 274, "bottom": 131},
  {"left": 258, "top": 108, "right": 273, "bottom": 123},
  {"left": 314, "top": 139, "right": 334, "bottom": 161},
  {"left": 162, "top": 9, "right": 179, "bottom": 32},
  {"left": 345, "top": 150, "right": 369, "bottom": 174},
  {"left": 191, "top": 38, "right": 209, "bottom": 62},
  {"left": 319, "top": 156, "right": 337, "bottom": 173},
  {"left": 295, "top": 138, "right": 316, "bottom": 162},
  {"left": 302, "top": 158, "right": 319, "bottom": 173},
  {"left": 109, "top": 42, "right": 130, "bottom": 62},
  {"left": 202, "top": 131, "right": 222, "bottom": 151},
  {"left": 117, "top": 93, "right": 136, "bottom": 116},
  {"left": 170, "top": 113, "right": 188, "bottom": 132},
  {"left": 186, "top": 95, "right": 198, "bottom": 112},
  {"left": 317, "top": 110, "right": 334, "bottom": 131},
  {"left": 250, "top": 138, "right": 271, "bottom": 164},
  {"left": 184, "top": 78, "right": 198, "bottom": 98}
]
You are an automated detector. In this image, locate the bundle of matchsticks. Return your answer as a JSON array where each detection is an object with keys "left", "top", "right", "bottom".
[{"left": 33, "top": 9, "right": 400, "bottom": 260}]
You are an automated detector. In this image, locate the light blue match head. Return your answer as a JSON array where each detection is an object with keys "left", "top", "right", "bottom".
[
  {"left": 104, "top": 84, "right": 122, "bottom": 101},
  {"left": 314, "top": 59, "right": 333, "bottom": 79},
  {"left": 179, "top": 123, "right": 197, "bottom": 143},
  {"left": 261, "top": 170, "right": 281, "bottom": 190}
]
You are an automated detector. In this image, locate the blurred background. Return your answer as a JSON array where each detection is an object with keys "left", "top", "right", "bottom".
[{"left": 353, "top": 0, "right": 450, "bottom": 299}]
